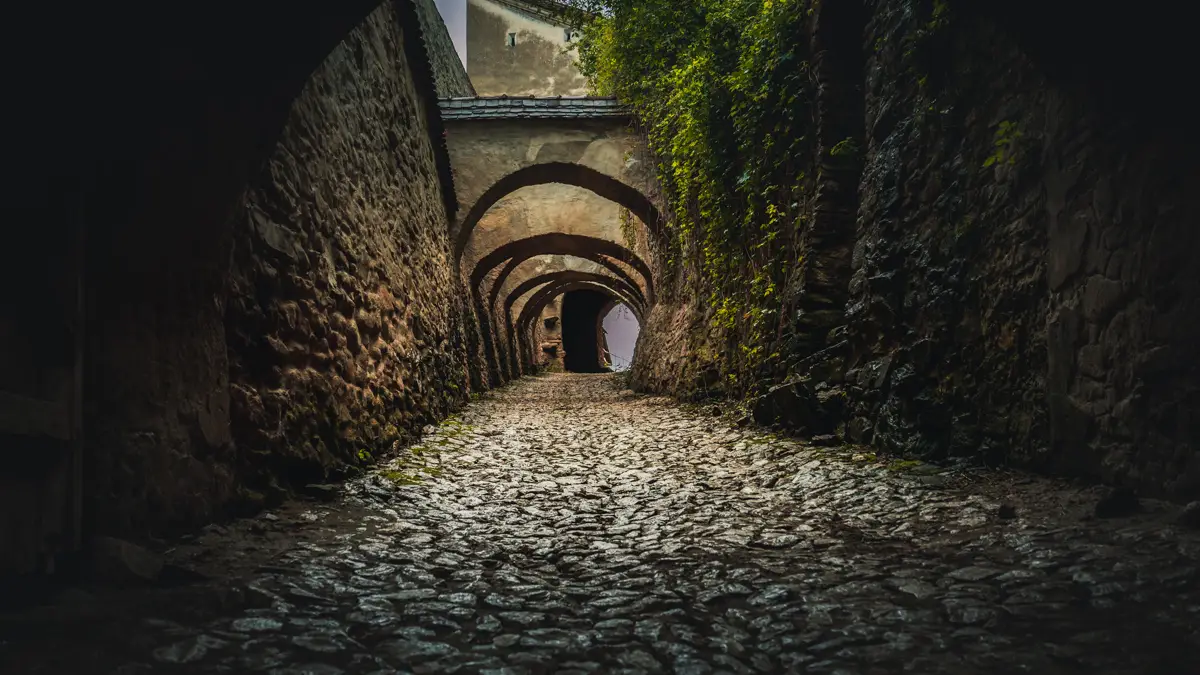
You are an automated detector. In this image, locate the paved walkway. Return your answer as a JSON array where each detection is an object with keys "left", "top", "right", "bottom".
[{"left": 5, "top": 374, "right": 1199, "bottom": 674}]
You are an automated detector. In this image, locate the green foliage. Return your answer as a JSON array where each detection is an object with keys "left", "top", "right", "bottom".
[
  {"left": 886, "top": 458, "right": 922, "bottom": 472},
  {"left": 618, "top": 206, "right": 637, "bottom": 249},
  {"left": 902, "top": 0, "right": 952, "bottom": 86},
  {"left": 983, "top": 120, "right": 1024, "bottom": 168},
  {"left": 380, "top": 469, "right": 423, "bottom": 486},
  {"left": 568, "top": 0, "right": 817, "bottom": 393},
  {"left": 830, "top": 137, "right": 859, "bottom": 158}
]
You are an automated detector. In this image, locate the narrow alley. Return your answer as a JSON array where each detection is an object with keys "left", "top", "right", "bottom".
[
  {"left": 6, "top": 374, "right": 1197, "bottom": 674},
  {"left": 5, "top": 1, "right": 1200, "bottom": 672}
]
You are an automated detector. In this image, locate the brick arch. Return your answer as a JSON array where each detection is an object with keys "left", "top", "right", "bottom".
[
  {"left": 453, "top": 162, "right": 662, "bottom": 263},
  {"left": 487, "top": 252, "right": 645, "bottom": 314},
  {"left": 470, "top": 233, "right": 654, "bottom": 302}
]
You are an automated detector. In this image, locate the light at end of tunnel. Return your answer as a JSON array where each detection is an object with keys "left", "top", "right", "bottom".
[{"left": 601, "top": 303, "right": 640, "bottom": 372}]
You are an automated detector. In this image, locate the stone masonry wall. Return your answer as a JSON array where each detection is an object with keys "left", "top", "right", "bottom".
[
  {"left": 633, "top": 0, "right": 1200, "bottom": 500},
  {"left": 226, "top": 1, "right": 476, "bottom": 503},
  {"left": 414, "top": 0, "right": 476, "bottom": 97},
  {"left": 80, "top": 0, "right": 483, "bottom": 540},
  {"left": 847, "top": 0, "right": 1200, "bottom": 498},
  {"left": 843, "top": 0, "right": 1050, "bottom": 463}
]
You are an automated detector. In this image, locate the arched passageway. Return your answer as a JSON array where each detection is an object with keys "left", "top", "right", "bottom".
[
  {"left": 467, "top": 232, "right": 655, "bottom": 384},
  {"left": 452, "top": 162, "right": 663, "bottom": 262},
  {"left": 502, "top": 270, "right": 644, "bottom": 375},
  {"left": 504, "top": 271, "right": 645, "bottom": 317},
  {"left": 7, "top": 2, "right": 1200, "bottom": 672},
  {"left": 487, "top": 252, "right": 644, "bottom": 312},
  {"left": 471, "top": 233, "right": 654, "bottom": 301}
]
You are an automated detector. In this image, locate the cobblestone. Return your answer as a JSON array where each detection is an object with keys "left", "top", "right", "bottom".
[{"left": 4, "top": 373, "right": 1200, "bottom": 673}]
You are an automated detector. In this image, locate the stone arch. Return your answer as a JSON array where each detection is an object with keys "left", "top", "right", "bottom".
[
  {"left": 481, "top": 252, "right": 643, "bottom": 379},
  {"left": 517, "top": 280, "right": 642, "bottom": 338},
  {"left": 471, "top": 233, "right": 654, "bottom": 301},
  {"left": 515, "top": 280, "right": 642, "bottom": 371},
  {"left": 505, "top": 271, "right": 643, "bottom": 373},
  {"left": 487, "top": 252, "right": 644, "bottom": 313},
  {"left": 453, "top": 163, "right": 662, "bottom": 262},
  {"left": 469, "top": 234, "right": 653, "bottom": 381},
  {"left": 504, "top": 271, "right": 645, "bottom": 317}
]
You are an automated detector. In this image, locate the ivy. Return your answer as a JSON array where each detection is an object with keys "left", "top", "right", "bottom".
[
  {"left": 566, "top": 0, "right": 817, "bottom": 395},
  {"left": 830, "top": 137, "right": 860, "bottom": 158},
  {"left": 983, "top": 120, "right": 1024, "bottom": 168}
]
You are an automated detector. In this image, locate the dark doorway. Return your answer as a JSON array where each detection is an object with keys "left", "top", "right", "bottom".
[{"left": 561, "top": 289, "right": 610, "bottom": 373}]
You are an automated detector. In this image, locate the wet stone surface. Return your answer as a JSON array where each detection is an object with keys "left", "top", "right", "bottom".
[{"left": 5, "top": 374, "right": 1200, "bottom": 674}]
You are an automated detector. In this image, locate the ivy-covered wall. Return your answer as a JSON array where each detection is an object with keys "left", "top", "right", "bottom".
[
  {"left": 577, "top": 0, "right": 1200, "bottom": 499},
  {"left": 579, "top": 0, "right": 834, "bottom": 397}
]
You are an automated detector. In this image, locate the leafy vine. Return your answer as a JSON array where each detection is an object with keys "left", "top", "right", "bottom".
[{"left": 567, "top": 0, "right": 817, "bottom": 395}]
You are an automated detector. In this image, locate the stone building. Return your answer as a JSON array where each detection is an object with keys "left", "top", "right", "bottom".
[{"left": 466, "top": 0, "right": 588, "bottom": 97}]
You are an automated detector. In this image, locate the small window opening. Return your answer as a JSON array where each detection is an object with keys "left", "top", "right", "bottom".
[{"left": 506, "top": 32, "right": 517, "bottom": 47}]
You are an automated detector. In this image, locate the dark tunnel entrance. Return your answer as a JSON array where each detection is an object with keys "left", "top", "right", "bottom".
[{"left": 561, "top": 289, "right": 611, "bottom": 373}]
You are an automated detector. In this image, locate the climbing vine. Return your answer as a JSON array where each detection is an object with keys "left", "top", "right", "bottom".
[{"left": 566, "top": 0, "right": 817, "bottom": 395}]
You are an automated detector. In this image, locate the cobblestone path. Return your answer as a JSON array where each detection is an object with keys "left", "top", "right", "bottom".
[{"left": 5, "top": 374, "right": 1200, "bottom": 674}]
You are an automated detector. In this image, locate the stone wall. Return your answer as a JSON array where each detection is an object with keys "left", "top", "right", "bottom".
[
  {"left": 633, "top": 0, "right": 1200, "bottom": 500},
  {"left": 79, "top": 0, "right": 484, "bottom": 540},
  {"left": 848, "top": 0, "right": 1200, "bottom": 498},
  {"left": 535, "top": 297, "right": 565, "bottom": 370},
  {"left": 843, "top": 0, "right": 1050, "bottom": 464},
  {"left": 466, "top": 0, "right": 587, "bottom": 96},
  {"left": 226, "top": 1, "right": 476, "bottom": 506},
  {"left": 415, "top": 0, "right": 476, "bottom": 97}
]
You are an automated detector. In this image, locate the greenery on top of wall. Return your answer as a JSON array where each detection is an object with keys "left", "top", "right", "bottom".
[{"left": 564, "top": 0, "right": 817, "bottom": 394}]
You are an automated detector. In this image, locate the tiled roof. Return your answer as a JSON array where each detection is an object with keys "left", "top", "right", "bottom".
[
  {"left": 439, "top": 96, "right": 631, "bottom": 121},
  {"left": 486, "top": 0, "right": 591, "bottom": 24}
]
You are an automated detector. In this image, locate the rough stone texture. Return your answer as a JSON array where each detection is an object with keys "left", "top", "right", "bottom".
[
  {"left": 845, "top": 1, "right": 1052, "bottom": 467},
  {"left": 633, "top": 0, "right": 1200, "bottom": 500},
  {"left": 226, "top": 2, "right": 479, "bottom": 504},
  {"left": 847, "top": 0, "right": 1200, "bottom": 498},
  {"left": 7, "top": 375, "right": 1199, "bottom": 673},
  {"left": 628, "top": 298, "right": 720, "bottom": 400},
  {"left": 534, "top": 295, "right": 566, "bottom": 370},
  {"left": 415, "top": 0, "right": 476, "bottom": 97},
  {"left": 73, "top": 0, "right": 487, "bottom": 543}
]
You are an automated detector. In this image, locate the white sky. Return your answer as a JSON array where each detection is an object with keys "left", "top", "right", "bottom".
[
  {"left": 434, "top": 0, "right": 468, "bottom": 68},
  {"left": 602, "top": 304, "right": 641, "bottom": 371}
]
